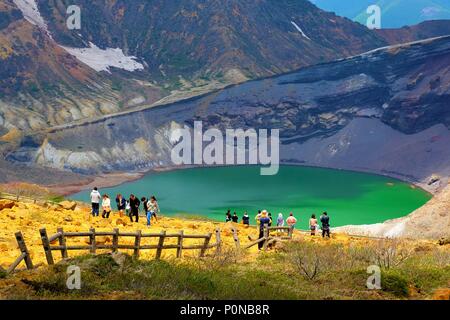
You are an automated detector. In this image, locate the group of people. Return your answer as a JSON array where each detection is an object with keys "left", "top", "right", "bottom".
[
  {"left": 90, "top": 187, "right": 159, "bottom": 227},
  {"left": 225, "top": 209, "right": 331, "bottom": 243},
  {"left": 90, "top": 186, "right": 331, "bottom": 236}
]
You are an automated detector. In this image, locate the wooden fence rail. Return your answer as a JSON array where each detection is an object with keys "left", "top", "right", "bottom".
[
  {"left": 39, "top": 227, "right": 222, "bottom": 265},
  {"left": 232, "top": 224, "right": 294, "bottom": 251}
]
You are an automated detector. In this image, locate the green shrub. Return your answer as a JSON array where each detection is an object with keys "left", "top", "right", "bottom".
[
  {"left": 0, "top": 267, "right": 7, "bottom": 279},
  {"left": 381, "top": 272, "right": 409, "bottom": 297}
]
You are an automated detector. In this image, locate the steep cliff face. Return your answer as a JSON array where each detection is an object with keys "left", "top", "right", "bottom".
[{"left": 4, "top": 36, "right": 449, "bottom": 188}]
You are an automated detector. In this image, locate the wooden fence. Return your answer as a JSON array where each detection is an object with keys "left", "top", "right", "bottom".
[
  {"left": 231, "top": 224, "right": 294, "bottom": 251},
  {"left": 3, "top": 225, "right": 296, "bottom": 274},
  {"left": 39, "top": 227, "right": 222, "bottom": 265}
]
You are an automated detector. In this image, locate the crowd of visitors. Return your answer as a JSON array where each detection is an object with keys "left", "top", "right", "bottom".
[
  {"left": 225, "top": 208, "right": 332, "bottom": 239},
  {"left": 90, "top": 187, "right": 159, "bottom": 227},
  {"left": 89, "top": 187, "right": 331, "bottom": 238}
]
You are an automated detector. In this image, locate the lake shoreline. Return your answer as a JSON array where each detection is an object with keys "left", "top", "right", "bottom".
[{"left": 51, "top": 163, "right": 437, "bottom": 197}]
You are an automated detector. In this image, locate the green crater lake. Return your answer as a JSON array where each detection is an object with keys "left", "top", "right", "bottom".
[{"left": 71, "top": 166, "right": 431, "bottom": 229}]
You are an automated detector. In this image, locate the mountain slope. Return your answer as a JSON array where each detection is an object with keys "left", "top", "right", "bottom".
[
  {"left": 37, "top": 0, "right": 389, "bottom": 81},
  {"left": 3, "top": 36, "right": 449, "bottom": 188},
  {"left": 0, "top": 0, "right": 163, "bottom": 133},
  {"left": 1, "top": 0, "right": 450, "bottom": 133}
]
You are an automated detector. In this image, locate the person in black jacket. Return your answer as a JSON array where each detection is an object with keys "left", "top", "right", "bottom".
[
  {"left": 129, "top": 194, "right": 140, "bottom": 223},
  {"left": 242, "top": 211, "right": 250, "bottom": 225},
  {"left": 225, "top": 209, "right": 232, "bottom": 222},
  {"left": 320, "top": 212, "right": 331, "bottom": 238},
  {"left": 115, "top": 194, "right": 126, "bottom": 217}
]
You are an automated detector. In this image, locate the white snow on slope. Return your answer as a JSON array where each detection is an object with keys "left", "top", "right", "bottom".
[
  {"left": 291, "top": 21, "right": 311, "bottom": 40},
  {"left": 13, "top": 0, "right": 144, "bottom": 73},
  {"left": 332, "top": 219, "right": 408, "bottom": 239},
  {"left": 13, "top": 0, "right": 49, "bottom": 33},
  {"left": 61, "top": 42, "right": 145, "bottom": 73}
]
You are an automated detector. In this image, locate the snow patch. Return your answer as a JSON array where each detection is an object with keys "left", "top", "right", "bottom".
[
  {"left": 383, "top": 221, "right": 406, "bottom": 238},
  {"left": 61, "top": 42, "right": 145, "bottom": 73},
  {"left": 291, "top": 21, "right": 311, "bottom": 40},
  {"left": 13, "top": 0, "right": 49, "bottom": 35},
  {"left": 332, "top": 219, "right": 408, "bottom": 239}
]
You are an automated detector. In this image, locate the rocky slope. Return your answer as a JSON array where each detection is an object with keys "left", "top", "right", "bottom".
[
  {"left": 0, "top": 0, "right": 163, "bottom": 133},
  {"left": 2, "top": 36, "right": 449, "bottom": 191},
  {"left": 2, "top": 0, "right": 450, "bottom": 133},
  {"left": 0, "top": 198, "right": 267, "bottom": 267}
]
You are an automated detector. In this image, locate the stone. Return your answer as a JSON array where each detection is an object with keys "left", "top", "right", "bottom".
[
  {"left": 0, "top": 200, "right": 15, "bottom": 211},
  {"left": 115, "top": 218, "right": 128, "bottom": 227},
  {"left": 64, "top": 215, "right": 73, "bottom": 222},
  {"left": 111, "top": 252, "right": 131, "bottom": 268},
  {"left": 59, "top": 201, "right": 77, "bottom": 211}
]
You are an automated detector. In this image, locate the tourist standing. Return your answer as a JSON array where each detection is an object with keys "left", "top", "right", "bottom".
[
  {"left": 309, "top": 214, "right": 318, "bottom": 236},
  {"left": 141, "top": 197, "right": 148, "bottom": 218},
  {"left": 115, "top": 194, "right": 126, "bottom": 217},
  {"left": 90, "top": 187, "right": 101, "bottom": 217},
  {"left": 242, "top": 211, "right": 250, "bottom": 225},
  {"left": 232, "top": 212, "right": 239, "bottom": 223},
  {"left": 255, "top": 210, "right": 262, "bottom": 227},
  {"left": 277, "top": 213, "right": 284, "bottom": 227},
  {"left": 129, "top": 194, "right": 140, "bottom": 223},
  {"left": 286, "top": 212, "right": 297, "bottom": 229},
  {"left": 258, "top": 210, "right": 271, "bottom": 250},
  {"left": 225, "top": 209, "right": 232, "bottom": 222},
  {"left": 147, "top": 196, "right": 160, "bottom": 226},
  {"left": 320, "top": 212, "right": 331, "bottom": 238},
  {"left": 101, "top": 194, "right": 111, "bottom": 218},
  {"left": 125, "top": 200, "right": 131, "bottom": 217}
]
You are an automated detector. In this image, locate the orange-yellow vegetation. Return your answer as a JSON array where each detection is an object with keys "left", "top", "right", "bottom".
[{"left": 0, "top": 198, "right": 444, "bottom": 270}]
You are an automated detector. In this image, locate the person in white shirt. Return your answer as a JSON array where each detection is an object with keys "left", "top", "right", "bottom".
[
  {"left": 90, "top": 187, "right": 101, "bottom": 217},
  {"left": 101, "top": 194, "right": 111, "bottom": 219}
]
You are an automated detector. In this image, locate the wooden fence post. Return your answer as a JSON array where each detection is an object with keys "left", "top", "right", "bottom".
[
  {"left": 263, "top": 224, "right": 269, "bottom": 251},
  {"left": 15, "top": 231, "right": 33, "bottom": 270},
  {"left": 215, "top": 228, "right": 221, "bottom": 255},
  {"left": 57, "top": 227, "right": 68, "bottom": 259},
  {"left": 89, "top": 228, "right": 96, "bottom": 254},
  {"left": 155, "top": 230, "right": 166, "bottom": 259},
  {"left": 231, "top": 227, "right": 240, "bottom": 251},
  {"left": 39, "top": 228, "right": 54, "bottom": 265},
  {"left": 133, "top": 230, "right": 141, "bottom": 258},
  {"left": 112, "top": 228, "right": 119, "bottom": 253},
  {"left": 176, "top": 230, "right": 184, "bottom": 258},
  {"left": 199, "top": 233, "right": 212, "bottom": 257}
]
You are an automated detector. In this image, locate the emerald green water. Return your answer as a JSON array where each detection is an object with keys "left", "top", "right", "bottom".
[{"left": 71, "top": 166, "right": 431, "bottom": 229}]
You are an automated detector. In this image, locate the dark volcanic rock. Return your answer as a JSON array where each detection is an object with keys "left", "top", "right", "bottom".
[{"left": 4, "top": 36, "right": 450, "bottom": 185}]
